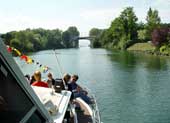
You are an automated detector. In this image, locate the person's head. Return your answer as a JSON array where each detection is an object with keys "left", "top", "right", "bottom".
[
  {"left": 30, "top": 75, "right": 36, "bottom": 84},
  {"left": 47, "top": 72, "right": 53, "bottom": 79},
  {"left": 63, "top": 73, "right": 71, "bottom": 83},
  {"left": 34, "top": 71, "right": 41, "bottom": 81},
  {"left": 25, "top": 74, "right": 30, "bottom": 81},
  {"left": 71, "top": 75, "right": 79, "bottom": 83}
]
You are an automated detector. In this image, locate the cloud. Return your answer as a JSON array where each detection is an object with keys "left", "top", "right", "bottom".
[
  {"left": 153, "top": 0, "right": 170, "bottom": 8},
  {"left": 0, "top": 14, "right": 41, "bottom": 33},
  {"left": 0, "top": 13, "right": 76, "bottom": 33},
  {"left": 80, "top": 8, "right": 122, "bottom": 28}
]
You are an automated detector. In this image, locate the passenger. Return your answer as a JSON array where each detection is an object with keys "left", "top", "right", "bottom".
[
  {"left": 69, "top": 75, "right": 92, "bottom": 104},
  {"left": 24, "top": 74, "right": 30, "bottom": 83},
  {"left": 63, "top": 73, "right": 71, "bottom": 89},
  {"left": 30, "top": 75, "right": 35, "bottom": 85},
  {"left": 31, "top": 71, "right": 48, "bottom": 88},
  {"left": 47, "top": 72, "right": 55, "bottom": 88},
  {"left": 53, "top": 73, "right": 71, "bottom": 91},
  {"left": 68, "top": 75, "right": 78, "bottom": 92}
]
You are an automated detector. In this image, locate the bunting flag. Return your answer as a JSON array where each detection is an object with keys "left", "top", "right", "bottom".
[
  {"left": 13, "top": 48, "right": 21, "bottom": 56},
  {"left": 6, "top": 45, "right": 12, "bottom": 53},
  {"left": 20, "top": 55, "right": 28, "bottom": 61},
  {"left": 6, "top": 45, "right": 51, "bottom": 73},
  {"left": 27, "top": 57, "right": 33, "bottom": 64}
]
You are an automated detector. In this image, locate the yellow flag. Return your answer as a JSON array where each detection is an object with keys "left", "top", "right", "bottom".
[
  {"left": 14, "top": 48, "right": 21, "bottom": 56},
  {"left": 27, "top": 57, "right": 33, "bottom": 64}
]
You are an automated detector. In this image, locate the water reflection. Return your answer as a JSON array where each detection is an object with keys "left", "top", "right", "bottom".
[
  {"left": 108, "top": 51, "right": 137, "bottom": 70},
  {"left": 143, "top": 56, "right": 168, "bottom": 71},
  {"left": 108, "top": 50, "right": 168, "bottom": 71},
  {"left": 107, "top": 50, "right": 170, "bottom": 123}
]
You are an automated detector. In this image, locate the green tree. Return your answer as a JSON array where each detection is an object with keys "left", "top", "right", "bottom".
[
  {"left": 1, "top": 27, "right": 80, "bottom": 52},
  {"left": 146, "top": 7, "right": 161, "bottom": 40},
  {"left": 62, "top": 31, "right": 71, "bottom": 48},
  {"left": 106, "top": 7, "right": 138, "bottom": 49},
  {"left": 46, "top": 29, "right": 63, "bottom": 49},
  {"left": 119, "top": 7, "right": 138, "bottom": 41},
  {"left": 62, "top": 26, "right": 80, "bottom": 48},
  {"left": 10, "top": 38, "right": 21, "bottom": 49},
  {"left": 67, "top": 26, "right": 80, "bottom": 48},
  {"left": 137, "top": 29, "right": 148, "bottom": 41},
  {"left": 89, "top": 28, "right": 103, "bottom": 48},
  {"left": 3, "top": 33, "right": 13, "bottom": 45}
]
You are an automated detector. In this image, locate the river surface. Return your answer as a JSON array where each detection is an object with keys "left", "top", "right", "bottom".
[{"left": 15, "top": 47, "right": 170, "bottom": 123}]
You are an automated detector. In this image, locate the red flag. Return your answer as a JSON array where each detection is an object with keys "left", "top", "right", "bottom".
[
  {"left": 20, "top": 55, "right": 28, "bottom": 62},
  {"left": 6, "top": 45, "right": 12, "bottom": 53}
]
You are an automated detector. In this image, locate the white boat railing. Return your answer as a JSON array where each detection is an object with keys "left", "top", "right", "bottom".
[
  {"left": 90, "top": 94, "right": 101, "bottom": 123},
  {"left": 81, "top": 86, "right": 101, "bottom": 123}
]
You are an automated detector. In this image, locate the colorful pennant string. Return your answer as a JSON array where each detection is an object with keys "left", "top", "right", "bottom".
[{"left": 6, "top": 45, "right": 50, "bottom": 73}]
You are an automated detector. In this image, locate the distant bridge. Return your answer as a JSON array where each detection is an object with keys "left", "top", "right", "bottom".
[{"left": 72, "top": 36, "right": 96, "bottom": 40}]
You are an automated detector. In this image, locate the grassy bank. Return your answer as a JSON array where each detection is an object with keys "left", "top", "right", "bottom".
[
  {"left": 127, "top": 42, "right": 170, "bottom": 56},
  {"left": 127, "top": 43, "right": 156, "bottom": 52}
]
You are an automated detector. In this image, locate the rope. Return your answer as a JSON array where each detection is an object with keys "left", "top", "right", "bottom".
[{"left": 53, "top": 49, "right": 67, "bottom": 90}]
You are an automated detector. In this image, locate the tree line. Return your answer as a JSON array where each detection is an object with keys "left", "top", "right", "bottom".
[
  {"left": 1, "top": 26, "right": 79, "bottom": 52},
  {"left": 89, "top": 7, "right": 170, "bottom": 52}
]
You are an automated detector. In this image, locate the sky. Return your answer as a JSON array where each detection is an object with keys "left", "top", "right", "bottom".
[{"left": 0, "top": 0, "right": 170, "bottom": 36}]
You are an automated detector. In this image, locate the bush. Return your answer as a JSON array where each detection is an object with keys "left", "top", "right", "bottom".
[
  {"left": 152, "top": 28, "right": 170, "bottom": 46},
  {"left": 159, "top": 45, "right": 170, "bottom": 55}
]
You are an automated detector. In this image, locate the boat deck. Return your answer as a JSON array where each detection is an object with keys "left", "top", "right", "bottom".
[{"left": 75, "top": 98, "right": 93, "bottom": 123}]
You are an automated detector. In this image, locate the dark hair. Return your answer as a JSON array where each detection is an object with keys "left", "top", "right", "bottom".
[
  {"left": 72, "top": 75, "right": 79, "bottom": 81},
  {"left": 25, "top": 74, "right": 30, "bottom": 81},
  {"left": 63, "top": 73, "right": 71, "bottom": 82},
  {"left": 30, "top": 75, "right": 35, "bottom": 84},
  {"left": 47, "top": 72, "right": 52, "bottom": 77}
]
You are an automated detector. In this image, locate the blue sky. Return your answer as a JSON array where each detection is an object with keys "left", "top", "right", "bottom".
[{"left": 0, "top": 0, "right": 170, "bottom": 36}]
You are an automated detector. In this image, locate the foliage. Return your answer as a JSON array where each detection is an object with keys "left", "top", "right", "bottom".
[
  {"left": 89, "top": 28, "right": 103, "bottom": 48},
  {"left": 137, "top": 29, "right": 148, "bottom": 41},
  {"left": 1, "top": 27, "right": 80, "bottom": 52},
  {"left": 62, "top": 31, "right": 71, "bottom": 48},
  {"left": 119, "top": 7, "right": 138, "bottom": 40},
  {"left": 89, "top": 7, "right": 169, "bottom": 52},
  {"left": 159, "top": 45, "right": 170, "bottom": 55},
  {"left": 108, "top": 7, "right": 138, "bottom": 49},
  {"left": 146, "top": 8, "right": 161, "bottom": 40},
  {"left": 62, "top": 26, "right": 79, "bottom": 48},
  {"left": 89, "top": 7, "right": 138, "bottom": 49},
  {"left": 151, "top": 28, "right": 170, "bottom": 46},
  {"left": 66, "top": 26, "right": 79, "bottom": 48}
]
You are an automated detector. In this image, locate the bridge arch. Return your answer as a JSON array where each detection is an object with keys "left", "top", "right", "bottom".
[{"left": 71, "top": 36, "right": 96, "bottom": 47}]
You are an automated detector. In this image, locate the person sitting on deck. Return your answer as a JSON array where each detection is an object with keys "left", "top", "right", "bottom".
[
  {"left": 68, "top": 75, "right": 92, "bottom": 104},
  {"left": 68, "top": 75, "right": 76, "bottom": 91},
  {"left": 30, "top": 75, "right": 35, "bottom": 85},
  {"left": 50, "top": 73, "right": 71, "bottom": 93},
  {"left": 31, "top": 71, "right": 48, "bottom": 88},
  {"left": 47, "top": 72, "right": 55, "bottom": 88},
  {"left": 63, "top": 73, "right": 71, "bottom": 90},
  {"left": 25, "top": 74, "right": 30, "bottom": 82}
]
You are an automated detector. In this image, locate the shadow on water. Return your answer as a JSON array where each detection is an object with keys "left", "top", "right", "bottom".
[
  {"left": 108, "top": 50, "right": 168, "bottom": 71},
  {"left": 108, "top": 50, "right": 137, "bottom": 69}
]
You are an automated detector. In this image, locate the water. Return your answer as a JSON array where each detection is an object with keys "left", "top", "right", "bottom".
[{"left": 15, "top": 47, "right": 170, "bottom": 123}]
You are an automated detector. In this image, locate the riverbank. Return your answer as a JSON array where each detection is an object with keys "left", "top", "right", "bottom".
[{"left": 127, "top": 43, "right": 170, "bottom": 57}]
